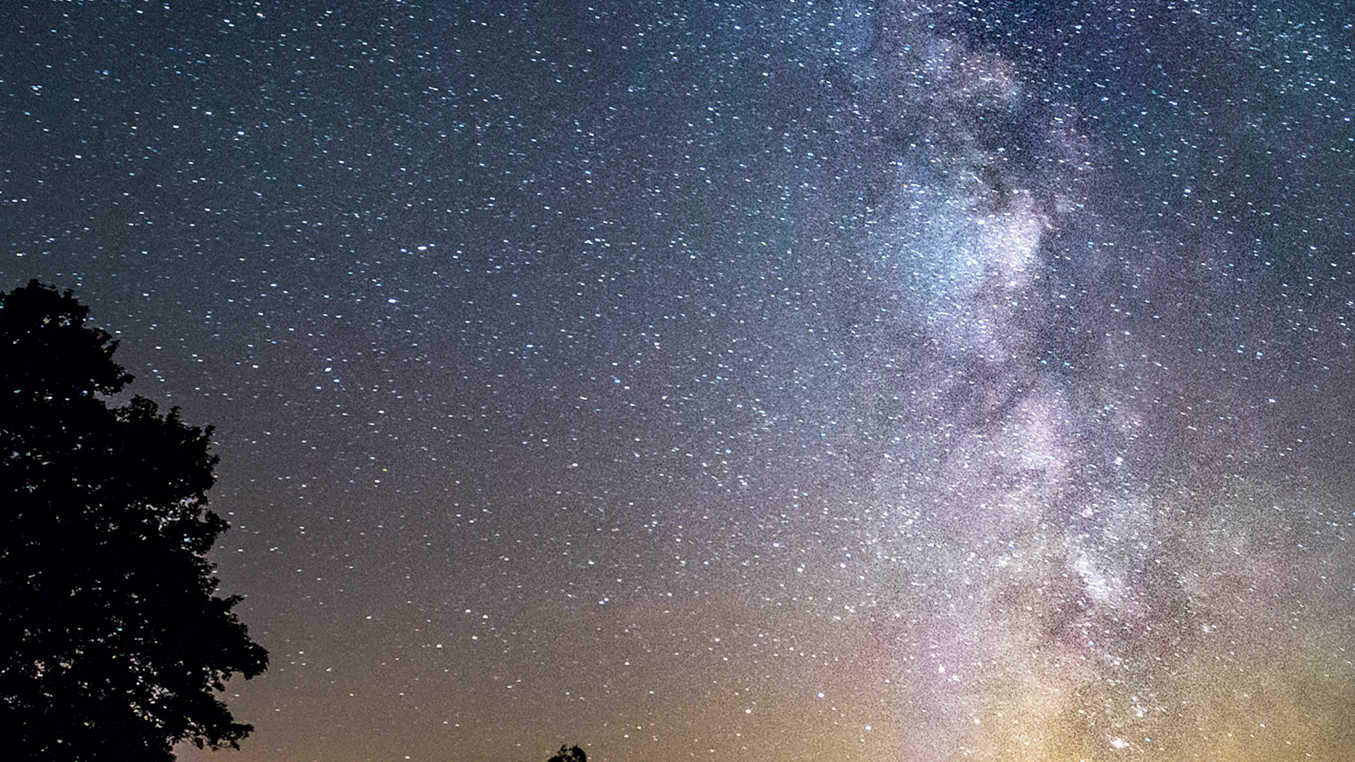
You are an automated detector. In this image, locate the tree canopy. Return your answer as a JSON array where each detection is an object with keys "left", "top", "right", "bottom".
[{"left": 0, "top": 280, "right": 268, "bottom": 760}]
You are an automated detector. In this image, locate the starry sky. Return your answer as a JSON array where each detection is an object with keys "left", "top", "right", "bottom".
[{"left": 4, "top": 1, "right": 1355, "bottom": 760}]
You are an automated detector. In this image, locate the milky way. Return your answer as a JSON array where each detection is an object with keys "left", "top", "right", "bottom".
[{"left": 3, "top": 1, "right": 1353, "bottom": 759}]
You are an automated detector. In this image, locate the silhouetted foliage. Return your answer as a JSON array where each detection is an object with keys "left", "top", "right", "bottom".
[
  {"left": 546, "top": 745, "right": 586, "bottom": 762},
  {"left": 0, "top": 281, "right": 268, "bottom": 760}
]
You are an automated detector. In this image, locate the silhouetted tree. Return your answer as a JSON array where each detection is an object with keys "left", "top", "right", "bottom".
[
  {"left": 546, "top": 745, "right": 586, "bottom": 762},
  {"left": 0, "top": 281, "right": 268, "bottom": 760}
]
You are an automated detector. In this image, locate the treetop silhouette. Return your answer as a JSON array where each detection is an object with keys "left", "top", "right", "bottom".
[
  {"left": 547, "top": 745, "right": 586, "bottom": 762},
  {"left": 0, "top": 280, "right": 268, "bottom": 760}
]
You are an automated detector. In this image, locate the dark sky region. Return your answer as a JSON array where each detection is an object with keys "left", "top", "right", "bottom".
[{"left": 4, "top": 1, "right": 1354, "bottom": 759}]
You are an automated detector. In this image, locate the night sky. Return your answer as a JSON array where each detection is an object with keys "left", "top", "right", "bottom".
[{"left": 4, "top": 1, "right": 1355, "bottom": 760}]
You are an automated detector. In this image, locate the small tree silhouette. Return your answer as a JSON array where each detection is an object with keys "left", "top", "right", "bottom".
[{"left": 546, "top": 744, "right": 587, "bottom": 762}]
